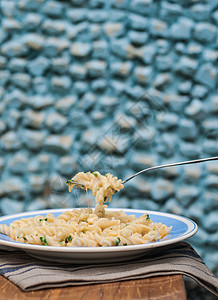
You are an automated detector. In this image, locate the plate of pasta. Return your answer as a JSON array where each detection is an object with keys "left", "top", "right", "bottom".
[{"left": 0, "top": 208, "right": 197, "bottom": 264}]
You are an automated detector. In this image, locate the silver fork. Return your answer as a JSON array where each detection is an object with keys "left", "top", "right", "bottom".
[{"left": 67, "top": 156, "right": 218, "bottom": 188}]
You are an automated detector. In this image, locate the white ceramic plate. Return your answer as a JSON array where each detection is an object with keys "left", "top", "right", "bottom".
[{"left": 0, "top": 208, "right": 198, "bottom": 264}]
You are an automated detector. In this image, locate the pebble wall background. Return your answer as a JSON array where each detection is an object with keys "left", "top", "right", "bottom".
[{"left": 0, "top": 0, "right": 218, "bottom": 281}]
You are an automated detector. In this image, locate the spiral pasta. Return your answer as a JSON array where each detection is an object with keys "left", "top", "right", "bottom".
[{"left": 0, "top": 208, "right": 172, "bottom": 247}]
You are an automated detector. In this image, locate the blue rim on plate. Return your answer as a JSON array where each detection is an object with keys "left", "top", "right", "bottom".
[{"left": 0, "top": 208, "right": 198, "bottom": 263}]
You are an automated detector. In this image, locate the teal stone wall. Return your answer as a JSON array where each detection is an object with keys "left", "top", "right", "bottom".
[{"left": 0, "top": 0, "right": 218, "bottom": 283}]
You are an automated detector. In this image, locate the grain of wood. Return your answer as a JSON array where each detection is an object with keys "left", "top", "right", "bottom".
[{"left": 0, "top": 274, "right": 186, "bottom": 300}]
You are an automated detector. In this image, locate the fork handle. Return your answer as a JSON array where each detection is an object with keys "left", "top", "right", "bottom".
[{"left": 122, "top": 156, "right": 218, "bottom": 184}]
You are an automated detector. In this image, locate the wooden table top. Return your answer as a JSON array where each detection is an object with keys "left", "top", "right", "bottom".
[{"left": 0, "top": 274, "right": 186, "bottom": 300}]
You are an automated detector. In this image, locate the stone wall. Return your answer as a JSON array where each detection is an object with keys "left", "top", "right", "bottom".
[{"left": 0, "top": 0, "right": 218, "bottom": 276}]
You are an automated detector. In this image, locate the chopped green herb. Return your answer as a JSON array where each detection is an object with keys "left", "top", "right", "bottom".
[
  {"left": 103, "top": 197, "right": 107, "bottom": 202},
  {"left": 66, "top": 180, "right": 72, "bottom": 184},
  {"left": 146, "top": 214, "right": 150, "bottom": 221},
  {"left": 105, "top": 173, "right": 111, "bottom": 177},
  {"left": 81, "top": 230, "right": 86, "bottom": 234},
  {"left": 39, "top": 218, "right": 47, "bottom": 222},
  {"left": 66, "top": 235, "right": 72, "bottom": 242},
  {"left": 40, "top": 236, "right": 48, "bottom": 246},
  {"left": 23, "top": 237, "right": 27, "bottom": 241},
  {"left": 123, "top": 243, "right": 127, "bottom": 246},
  {"left": 92, "top": 172, "right": 98, "bottom": 177},
  {"left": 98, "top": 188, "right": 100, "bottom": 191},
  {"left": 12, "top": 226, "right": 15, "bottom": 229},
  {"left": 114, "top": 190, "right": 118, "bottom": 193},
  {"left": 79, "top": 220, "right": 85, "bottom": 223},
  {"left": 115, "top": 237, "right": 121, "bottom": 246}
]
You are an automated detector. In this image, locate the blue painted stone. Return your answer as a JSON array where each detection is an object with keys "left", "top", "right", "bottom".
[
  {"left": 26, "top": 198, "right": 47, "bottom": 211},
  {"left": 51, "top": 76, "right": 72, "bottom": 93},
  {"left": 155, "top": 55, "right": 172, "bottom": 71},
  {"left": 141, "top": 44, "right": 156, "bottom": 64},
  {"left": 111, "top": 39, "right": 131, "bottom": 59},
  {"left": 28, "top": 56, "right": 50, "bottom": 76},
  {"left": 179, "top": 119, "right": 198, "bottom": 141},
  {"left": 86, "top": 60, "right": 107, "bottom": 78},
  {"left": 23, "top": 13, "right": 42, "bottom": 30},
  {"left": 186, "top": 42, "right": 202, "bottom": 57},
  {"left": 0, "top": 28, "right": 8, "bottom": 44},
  {"left": 71, "top": 42, "right": 92, "bottom": 57},
  {"left": 33, "top": 77, "right": 48, "bottom": 94},
  {"left": 69, "top": 64, "right": 87, "bottom": 79},
  {"left": 0, "top": 131, "right": 21, "bottom": 151},
  {"left": 180, "top": 142, "right": 201, "bottom": 159},
  {"left": 0, "top": 56, "right": 7, "bottom": 69},
  {"left": 70, "top": 111, "right": 90, "bottom": 129},
  {"left": 8, "top": 58, "right": 26, "bottom": 72},
  {"left": 1, "top": 0, "right": 15, "bottom": 17},
  {"left": 42, "top": 20, "right": 66, "bottom": 35},
  {"left": 170, "top": 17, "right": 193, "bottom": 40},
  {"left": 22, "top": 130, "right": 47, "bottom": 151},
  {"left": 23, "top": 109, "right": 45, "bottom": 129},
  {"left": 18, "top": 0, "right": 41, "bottom": 11},
  {"left": 111, "top": 61, "right": 132, "bottom": 77},
  {"left": 157, "top": 112, "right": 178, "bottom": 130},
  {"left": 194, "top": 23, "right": 217, "bottom": 44},
  {"left": 125, "top": 85, "right": 145, "bottom": 99},
  {"left": 163, "top": 198, "right": 183, "bottom": 215},
  {"left": 191, "top": 85, "right": 208, "bottom": 99},
  {"left": 55, "top": 96, "right": 77, "bottom": 115},
  {"left": 59, "top": 156, "right": 79, "bottom": 176},
  {"left": 109, "top": 80, "right": 125, "bottom": 95},
  {"left": 0, "top": 70, "right": 10, "bottom": 86},
  {"left": 28, "top": 154, "right": 50, "bottom": 173},
  {"left": 93, "top": 40, "right": 108, "bottom": 59},
  {"left": 6, "top": 110, "right": 20, "bottom": 130},
  {"left": 1, "top": 40, "right": 28, "bottom": 57},
  {"left": 52, "top": 57, "right": 69, "bottom": 74},
  {"left": 104, "top": 22, "right": 124, "bottom": 38},
  {"left": 195, "top": 63, "right": 217, "bottom": 89},
  {"left": 130, "top": 0, "right": 154, "bottom": 16},
  {"left": 203, "top": 211, "right": 218, "bottom": 233},
  {"left": 22, "top": 33, "right": 45, "bottom": 50},
  {"left": 156, "top": 39, "right": 170, "bottom": 55},
  {"left": 156, "top": 133, "right": 176, "bottom": 158},
  {"left": 153, "top": 73, "right": 172, "bottom": 89},
  {"left": 91, "top": 110, "right": 107, "bottom": 125},
  {"left": 74, "top": 81, "right": 89, "bottom": 95},
  {"left": 91, "top": 79, "right": 107, "bottom": 92},
  {"left": 9, "top": 152, "right": 28, "bottom": 174},
  {"left": 128, "top": 31, "right": 149, "bottom": 45},
  {"left": 175, "top": 42, "right": 186, "bottom": 54},
  {"left": 175, "top": 56, "right": 198, "bottom": 77},
  {"left": 128, "top": 13, "right": 148, "bottom": 30},
  {"left": 176, "top": 185, "right": 199, "bottom": 207},
  {"left": 149, "top": 19, "right": 169, "bottom": 38},
  {"left": 46, "top": 112, "right": 68, "bottom": 133},
  {"left": 165, "top": 94, "right": 190, "bottom": 112},
  {"left": 210, "top": 96, "right": 218, "bottom": 113},
  {"left": 0, "top": 121, "right": 7, "bottom": 135},
  {"left": 88, "top": 10, "right": 108, "bottom": 23},
  {"left": 190, "top": 4, "right": 210, "bottom": 21},
  {"left": 151, "top": 179, "right": 174, "bottom": 202},
  {"left": 2, "top": 18, "right": 22, "bottom": 31},
  {"left": 67, "top": 9, "right": 87, "bottom": 23},
  {"left": 160, "top": 1, "right": 182, "bottom": 20},
  {"left": 202, "top": 119, "right": 218, "bottom": 138},
  {"left": 11, "top": 73, "right": 31, "bottom": 90},
  {"left": 4, "top": 177, "right": 26, "bottom": 199},
  {"left": 42, "top": 1, "right": 63, "bottom": 17},
  {"left": 203, "top": 139, "right": 218, "bottom": 156},
  {"left": 178, "top": 81, "right": 192, "bottom": 94},
  {"left": 185, "top": 99, "right": 205, "bottom": 120},
  {"left": 111, "top": 0, "right": 129, "bottom": 9},
  {"left": 28, "top": 95, "right": 53, "bottom": 110},
  {"left": 205, "top": 175, "right": 218, "bottom": 189},
  {"left": 89, "top": 0, "right": 105, "bottom": 8},
  {"left": 29, "top": 175, "right": 47, "bottom": 194},
  {"left": 202, "top": 49, "right": 218, "bottom": 63},
  {"left": 212, "top": 10, "right": 218, "bottom": 26},
  {"left": 44, "top": 38, "right": 69, "bottom": 57},
  {"left": 4, "top": 89, "right": 26, "bottom": 109},
  {"left": 0, "top": 198, "right": 23, "bottom": 215},
  {"left": 44, "top": 135, "right": 74, "bottom": 153}
]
